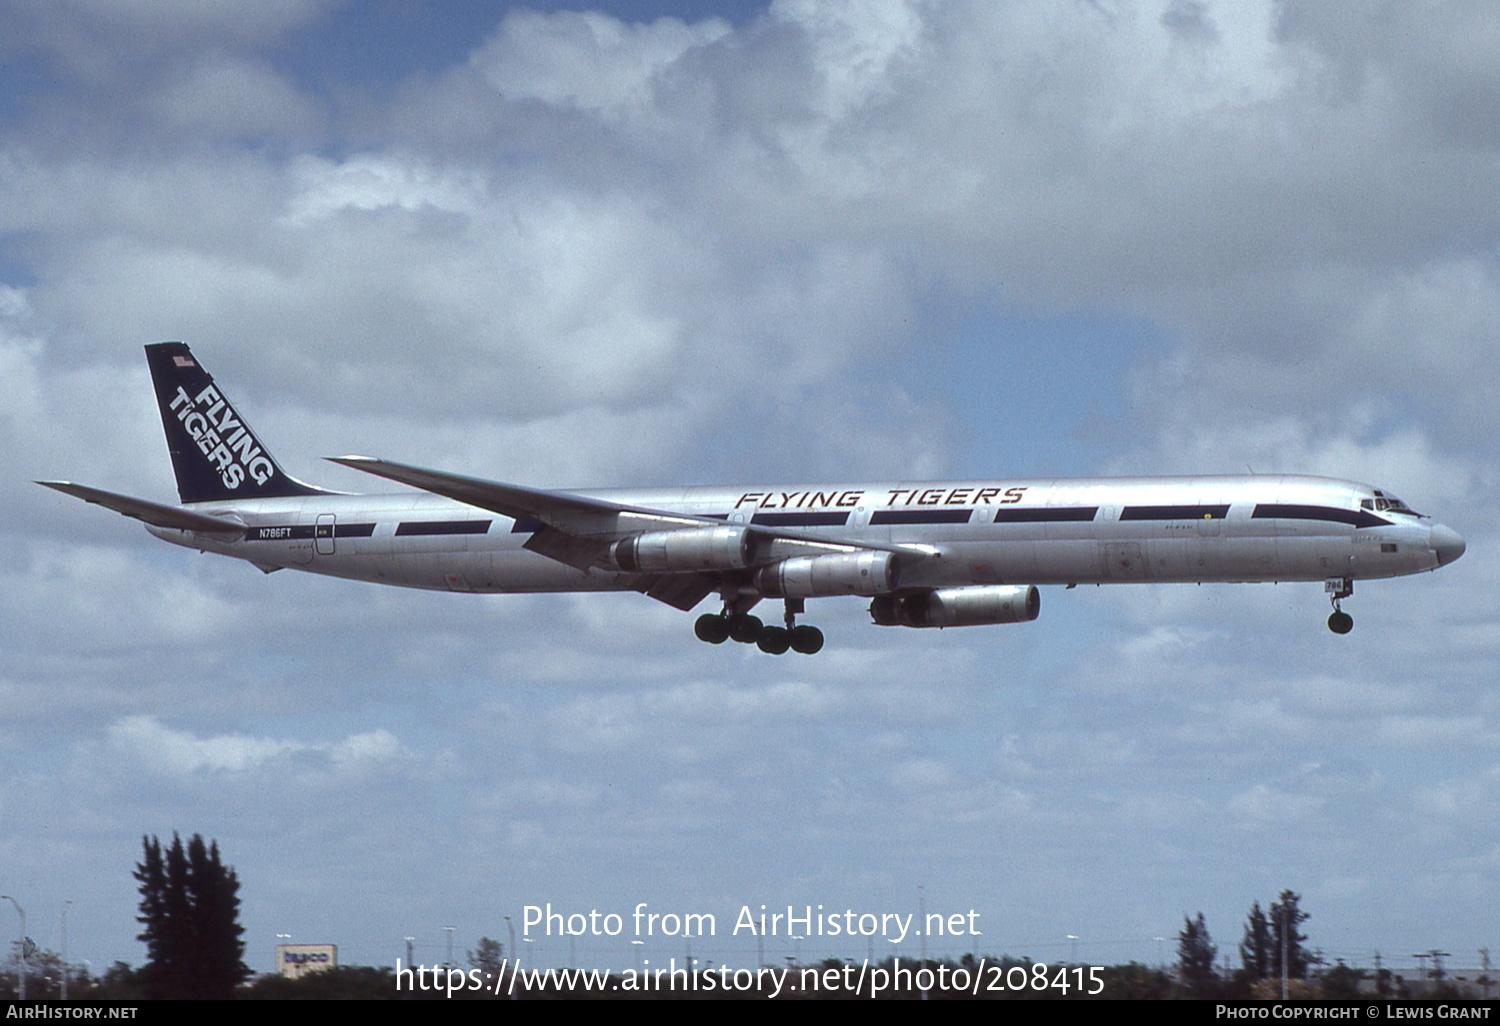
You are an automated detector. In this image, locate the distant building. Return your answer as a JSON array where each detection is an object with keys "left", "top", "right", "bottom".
[{"left": 275, "top": 943, "right": 338, "bottom": 979}]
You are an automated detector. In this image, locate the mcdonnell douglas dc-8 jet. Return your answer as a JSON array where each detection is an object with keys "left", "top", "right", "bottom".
[{"left": 40, "top": 343, "right": 1465, "bottom": 655}]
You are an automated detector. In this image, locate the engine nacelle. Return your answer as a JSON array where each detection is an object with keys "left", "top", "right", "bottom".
[
  {"left": 870, "top": 585, "right": 1040, "bottom": 628},
  {"left": 756, "top": 551, "right": 897, "bottom": 598},
  {"left": 610, "top": 526, "right": 751, "bottom": 573}
]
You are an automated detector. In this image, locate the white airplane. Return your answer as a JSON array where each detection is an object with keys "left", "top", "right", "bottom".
[{"left": 39, "top": 343, "right": 1465, "bottom": 654}]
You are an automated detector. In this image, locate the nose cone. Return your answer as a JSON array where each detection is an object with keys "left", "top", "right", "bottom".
[{"left": 1430, "top": 524, "right": 1466, "bottom": 567}]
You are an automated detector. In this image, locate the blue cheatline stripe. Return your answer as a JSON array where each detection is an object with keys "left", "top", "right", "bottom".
[
  {"left": 993, "top": 507, "right": 1098, "bottom": 523},
  {"left": 871, "top": 508, "right": 973, "bottom": 525},
  {"left": 394, "top": 520, "right": 492, "bottom": 536},
  {"left": 1120, "top": 504, "right": 1230, "bottom": 521},
  {"left": 1251, "top": 504, "right": 1389, "bottom": 528},
  {"left": 751, "top": 512, "right": 851, "bottom": 527},
  {"left": 248, "top": 522, "right": 378, "bottom": 541}
]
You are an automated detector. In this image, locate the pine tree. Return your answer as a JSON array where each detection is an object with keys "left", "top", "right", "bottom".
[
  {"left": 135, "top": 834, "right": 248, "bottom": 999},
  {"left": 1176, "top": 912, "right": 1218, "bottom": 995},
  {"left": 188, "top": 835, "right": 247, "bottom": 998},
  {"left": 1239, "top": 900, "right": 1273, "bottom": 980},
  {"left": 1268, "top": 890, "right": 1312, "bottom": 979}
]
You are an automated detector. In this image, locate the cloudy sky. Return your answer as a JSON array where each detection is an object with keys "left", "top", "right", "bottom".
[{"left": 1, "top": 0, "right": 1497, "bottom": 981}]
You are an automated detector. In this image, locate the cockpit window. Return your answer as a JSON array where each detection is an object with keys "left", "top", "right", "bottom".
[{"left": 1360, "top": 496, "right": 1423, "bottom": 516}]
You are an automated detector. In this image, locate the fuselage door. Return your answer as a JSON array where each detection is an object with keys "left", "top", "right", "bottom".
[{"left": 315, "top": 513, "right": 336, "bottom": 556}]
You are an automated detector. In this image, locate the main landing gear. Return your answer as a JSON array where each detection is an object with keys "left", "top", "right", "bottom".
[
  {"left": 694, "top": 597, "right": 824, "bottom": 655},
  {"left": 1325, "top": 577, "right": 1354, "bottom": 634}
]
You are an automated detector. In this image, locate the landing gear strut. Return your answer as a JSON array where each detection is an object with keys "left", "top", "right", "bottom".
[
  {"left": 1325, "top": 577, "right": 1354, "bottom": 634},
  {"left": 694, "top": 596, "right": 824, "bottom": 654},
  {"left": 782, "top": 598, "right": 824, "bottom": 655}
]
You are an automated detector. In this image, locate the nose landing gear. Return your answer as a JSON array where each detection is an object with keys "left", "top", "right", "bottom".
[{"left": 1325, "top": 578, "right": 1354, "bottom": 634}]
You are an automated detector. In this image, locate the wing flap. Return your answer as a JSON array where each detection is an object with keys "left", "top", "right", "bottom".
[
  {"left": 639, "top": 572, "right": 719, "bottom": 611},
  {"left": 37, "top": 481, "right": 246, "bottom": 535},
  {"left": 522, "top": 525, "right": 612, "bottom": 572}
]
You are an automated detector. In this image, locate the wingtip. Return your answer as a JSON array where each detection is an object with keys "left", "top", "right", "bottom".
[{"left": 326, "top": 454, "right": 379, "bottom": 465}]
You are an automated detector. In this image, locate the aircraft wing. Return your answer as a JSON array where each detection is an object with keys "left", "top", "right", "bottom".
[
  {"left": 36, "top": 481, "right": 246, "bottom": 535},
  {"left": 326, "top": 456, "right": 714, "bottom": 536},
  {"left": 327, "top": 456, "right": 930, "bottom": 569}
]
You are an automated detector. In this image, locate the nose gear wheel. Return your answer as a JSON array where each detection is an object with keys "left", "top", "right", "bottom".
[{"left": 1324, "top": 578, "right": 1354, "bottom": 634}]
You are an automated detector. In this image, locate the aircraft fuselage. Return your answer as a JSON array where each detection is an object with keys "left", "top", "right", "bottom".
[{"left": 150, "top": 473, "right": 1458, "bottom": 595}]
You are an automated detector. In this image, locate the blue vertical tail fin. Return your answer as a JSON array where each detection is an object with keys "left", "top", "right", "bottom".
[{"left": 145, "top": 342, "right": 332, "bottom": 503}]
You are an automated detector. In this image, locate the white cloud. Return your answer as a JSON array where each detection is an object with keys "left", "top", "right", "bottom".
[
  {"left": 471, "top": 9, "right": 730, "bottom": 118},
  {"left": 285, "top": 154, "right": 486, "bottom": 222},
  {"left": 104, "top": 715, "right": 416, "bottom": 779},
  {"left": 154, "top": 54, "right": 322, "bottom": 138},
  {"left": 107, "top": 715, "right": 296, "bottom": 774}
]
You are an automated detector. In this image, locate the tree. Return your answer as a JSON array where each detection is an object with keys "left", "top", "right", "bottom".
[
  {"left": 468, "top": 937, "right": 505, "bottom": 979},
  {"left": 1176, "top": 912, "right": 1218, "bottom": 995},
  {"left": 135, "top": 833, "right": 248, "bottom": 999},
  {"left": 1239, "top": 900, "right": 1273, "bottom": 980},
  {"left": 188, "top": 835, "right": 247, "bottom": 997},
  {"left": 1268, "top": 890, "right": 1312, "bottom": 980},
  {"left": 1320, "top": 960, "right": 1365, "bottom": 999}
]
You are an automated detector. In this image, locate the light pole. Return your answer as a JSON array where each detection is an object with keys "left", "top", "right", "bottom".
[
  {"left": 444, "top": 925, "right": 455, "bottom": 969},
  {"left": 918, "top": 884, "right": 927, "bottom": 970},
  {"left": 61, "top": 901, "right": 72, "bottom": 1000},
  {"left": 504, "top": 917, "right": 517, "bottom": 1001},
  {"left": 1, "top": 895, "right": 26, "bottom": 1000},
  {"left": 1066, "top": 934, "right": 1079, "bottom": 965}
]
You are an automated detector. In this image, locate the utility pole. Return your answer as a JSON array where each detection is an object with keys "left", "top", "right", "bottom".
[
  {"left": 1428, "top": 950, "right": 1451, "bottom": 982},
  {"left": 1280, "top": 916, "right": 1288, "bottom": 1000}
]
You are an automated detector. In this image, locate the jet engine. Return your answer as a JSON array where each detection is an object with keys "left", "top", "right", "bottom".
[
  {"left": 870, "top": 585, "right": 1040, "bottom": 627},
  {"left": 609, "top": 526, "right": 751, "bottom": 572},
  {"left": 755, "top": 551, "right": 897, "bottom": 597}
]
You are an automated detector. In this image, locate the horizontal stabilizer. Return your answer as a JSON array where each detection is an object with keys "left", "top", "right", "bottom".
[{"left": 36, "top": 481, "right": 246, "bottom": 535}]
